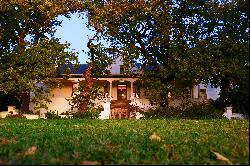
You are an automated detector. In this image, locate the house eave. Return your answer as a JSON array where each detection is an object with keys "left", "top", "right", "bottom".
[{"left": 56, "top": 74, "right": 140, "bottom": 78}]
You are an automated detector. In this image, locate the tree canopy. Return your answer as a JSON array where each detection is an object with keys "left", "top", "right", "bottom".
[
  {"left": 0, "top": 0, "right": 83, "bottom": 112},
  {"left": 85, "top": 0, "right": 249, "bottom": 110},
  {"left": 0, "top": 0, "right": 248, "bottom": 114}
]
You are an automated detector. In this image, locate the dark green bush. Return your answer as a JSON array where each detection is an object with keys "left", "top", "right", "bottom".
[
  {"left": 143, "top": 102, "right": 222, "bottom": 119},
  {"left": 60, "top": 111, "right": 73, "bottom": 119},
  {"left": 128, "top": 104, "right": 145, "bottom": 119},
  {"left": 72, "top": 107, "right": 102, "bottom": 119},
  {"left": 143, "top": 106, "right": 181, "bottom": 119},
  {"left": 181, "top": 102, "right": 223, "bottom": 119},
  {"left": 45, "top": 110, "right": 61, "bottom": 119},
  {"left": 5, "top": 113, "right": 26, "bottom": 119},
  {"left": 60, "top": 111, "right": 72, "bottom": 115}
]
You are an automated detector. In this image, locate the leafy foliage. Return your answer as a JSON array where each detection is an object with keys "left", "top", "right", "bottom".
[
  {"left": 86, "top": 0, "right": 249, "bottom": 109},
  {"left": 72, "top": 107, "right": 103, "bottom": 119},
  {"left": 143, "top": 102, "right": 222, "bottom": 120},
  {"left": 67, "top": 82, "right": 104, "bottom": 112},
  {"left": 5, "top": 113, "right": 26, "bottom": 119},
  {"left": 0, "top": 0, "right": 82, "bottom": 112},
  {"left": 44, "top": 110, "right": 61, "bottom": 119},
  {"left": 128, "top": 103, "right": 145, "bottom": 119},
  {"left": 0, "top": 39, "right": 78, "bottom": 108},
  {"left": 0, "top": 0, "right": 83, "bottom": 53}
]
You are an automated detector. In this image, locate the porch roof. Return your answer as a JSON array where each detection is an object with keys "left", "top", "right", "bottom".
[{"left": 56, "top": 74, "right": 140, "bottom": 78}]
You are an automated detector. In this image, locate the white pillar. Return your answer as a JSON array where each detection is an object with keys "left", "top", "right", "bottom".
[
  {"left": 131, "top": 81, "right": 134, "bottom": 98},
  {"left": 109, "top": 81, "right": 112, "bottom": 97},
  {"left": 193, "top": 85, "right": 199, "bottom": 99}
]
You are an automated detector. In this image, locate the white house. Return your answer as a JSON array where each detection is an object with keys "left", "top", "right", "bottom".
[{"left": 29, "top": 57, "right": 209, "bottom": 119}]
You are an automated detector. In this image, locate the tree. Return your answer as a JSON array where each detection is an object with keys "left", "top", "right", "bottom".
[
  {"left": 206, "top": 0, "right": 249, "bottom": 114},
  {"left": 84, "top": 0, "right": 179, "bottom": 106},
  {"left": 0, "top": 39, "right": 78, "bottom": 111},
  {"left": 0, "top": 0, "right": 83, "bottom": 112},
  {"left": 84, "top": 0, "right": 205, "bottom": 106},
  {"left": 70, "top": 34, "right": 113, "bottom": 112},
  {"left": 175, "top": 0, "right": 249, "bottom": 113},
  {"left": 85, "top": 0, "right": 249, "bottom": 110}
]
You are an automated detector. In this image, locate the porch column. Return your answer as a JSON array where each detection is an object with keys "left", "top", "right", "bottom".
[
  {"left": 109, "top": 81, "right": 112, "bottom": 97},
  {"left": 131, "top": 81, "right": 134, "bottom": 98},
  {"left": 193, "top": 85, "right": 199, "bottom": 99}
]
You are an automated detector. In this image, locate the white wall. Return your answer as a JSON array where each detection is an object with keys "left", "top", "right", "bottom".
[
  {"left": 29, "top": 84, "right": 73, "bottom": 118},
  {"left": 108, "top": 56, "right": 123, "bottom": 74},
  {"left": 107, "top": 56, "right": 140, "bottom": 75}
]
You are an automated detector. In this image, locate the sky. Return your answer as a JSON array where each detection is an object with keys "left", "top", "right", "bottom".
[
  {"left": 207, "top": 86, "right": 220, "bottom": 100},
  {"left": 54, "top": 13, "right": 95, "bottom": 64},
  {"left": 54, "top": 13, "right": 220, "bottom": 100}
]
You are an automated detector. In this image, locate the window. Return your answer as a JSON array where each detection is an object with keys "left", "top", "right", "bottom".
[{"left": 199, "top": 89, "right": 207, "bottom": 99}]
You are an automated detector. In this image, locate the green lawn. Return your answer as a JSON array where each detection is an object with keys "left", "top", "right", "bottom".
[{"left": 0, "top": 119, "right": 249, "bottom": 165}]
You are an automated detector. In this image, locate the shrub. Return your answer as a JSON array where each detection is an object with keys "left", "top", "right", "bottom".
[
  {"left": 143, "top": 102, "right": 222, "bottom": 119},
  {"left": 128, "top": 104, "right": 145, "bottom": 119},
  {"left": 45, "top": 110, "right": 61, "bottom": 119},
  {"left": 23, "top": 109, "right": 39, "bottom": 115},
  {"left": 60, "top": 111, "right": 73, "bottom": 119},
  {"left": 5, "top": 113, "right": 26, "bottom": 119},
  {"left": 67, "top": 84, "right": 105, "bottom": 112},
  {"left": 60, "top": 111, "right": 72, "bottom": 115},
  {"left": 72, "top": 107, "right": 103, "bottom": 119},
  {"left": 180, "top": 102, "right": 223, "bottom": 119},
  {"left": 143, "top": 106, "right": 180, "bottom": 119}
]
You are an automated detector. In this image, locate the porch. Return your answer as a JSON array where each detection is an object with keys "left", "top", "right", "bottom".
[
  {"left": 110, "top": 100, "right": 131, "bottom": 119},
  {"left": 62, "top": 77, "right": 143, "bottom": 119}
]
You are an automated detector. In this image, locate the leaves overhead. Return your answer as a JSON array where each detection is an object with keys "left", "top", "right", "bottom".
[
  {"left": 0, "top": 0, "right": 83, "bottom": 111},
  {"left": 86, "top": 0, "right": 249, "bottom": 107}
]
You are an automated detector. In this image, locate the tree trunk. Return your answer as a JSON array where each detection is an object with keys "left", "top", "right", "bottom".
[
  {"left": 18, "top": 29, "right": 30, "bottom": 114},
  {"left": 20, "top": 92, "right": 30, "bottom": 113},
  {"left": 78, "top": 35, "right": 97, "bottom": 112},
  {"left": 78, "top": 62, "right": 94, "bottom": 112},
  {"left": 220, "top": 77, "right": 231, "bottom": 108}
]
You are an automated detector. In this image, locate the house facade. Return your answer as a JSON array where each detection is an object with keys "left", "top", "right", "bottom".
[{"left": 30, "top": 57, "right": 208, "bottom": 119}]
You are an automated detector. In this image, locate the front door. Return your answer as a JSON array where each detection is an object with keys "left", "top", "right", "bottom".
[{"left": 117, "top": 84, "right": 127, "bottom": 100}]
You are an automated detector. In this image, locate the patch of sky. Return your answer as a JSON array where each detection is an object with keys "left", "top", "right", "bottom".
[
  {"left": 54, "top": 13, "right": 95, "bottom": 64},
  {"left": 207, "top": 83, "right": 220, "bottom": 100}
]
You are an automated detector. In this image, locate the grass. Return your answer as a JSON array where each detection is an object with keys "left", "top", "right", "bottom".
[{"left": 0, "top": 118, "right": 249, "bottom": 165}]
